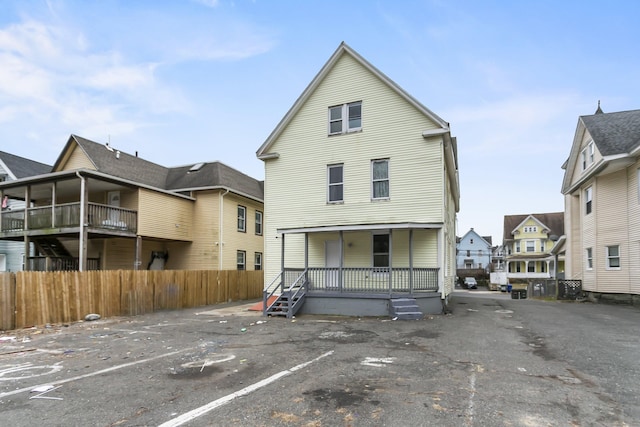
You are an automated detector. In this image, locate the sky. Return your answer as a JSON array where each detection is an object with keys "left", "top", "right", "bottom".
[{"left": 1, "top": 0, "right": 640, "bottom": 244}]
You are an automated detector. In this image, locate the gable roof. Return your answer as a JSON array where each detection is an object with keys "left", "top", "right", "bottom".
[
  {"left": 457, "top": 228, "right": 492, "bottom": 247},
  {"left": 502, "top": 212, "right": 564, "bottom": 241},
  {"left": 256, "top": 41, "right": 449, "bottom": 158},
  {"left": 562, "top": 108, "right": 640, "bottom": 194},
  {"left": 50, "top": 135, "right": 263, "bottom": 201},
  {"left": 0, "top": 151, "right": 51, "bottom": 180},
  {"left": 581, "top": 109, "right": 640, "bottom": 156}
]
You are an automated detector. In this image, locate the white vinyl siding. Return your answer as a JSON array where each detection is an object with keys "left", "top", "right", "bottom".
[{"left": 261, "top": 52, "right": 452, "bottom": 285}]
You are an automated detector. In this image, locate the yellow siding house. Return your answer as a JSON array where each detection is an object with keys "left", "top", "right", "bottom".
[
  {"left": 0, "top": 135, "right": 264, "bottom": 272},
  {"left": 256, "top": 43, "right": 459, "bottom": 318}
]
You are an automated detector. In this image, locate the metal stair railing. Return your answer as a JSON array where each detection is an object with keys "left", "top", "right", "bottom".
[{"left": 264, "top": 269, "right": 308, "bottom": 318}]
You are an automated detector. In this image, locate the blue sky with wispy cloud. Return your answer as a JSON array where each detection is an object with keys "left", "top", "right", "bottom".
[{"left": 1, "top": 0, "right": 639, "bottom": 242}]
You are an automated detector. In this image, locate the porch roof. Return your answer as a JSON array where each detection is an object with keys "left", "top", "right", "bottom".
[{"left": 277, "top": 222, "right": 443, "bottom": 234}]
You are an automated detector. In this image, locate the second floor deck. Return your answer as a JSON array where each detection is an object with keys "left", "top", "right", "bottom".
[{"left": 0, "top": 202, "right": 137, "bottom": 237}]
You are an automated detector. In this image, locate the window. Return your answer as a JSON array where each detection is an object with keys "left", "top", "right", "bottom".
[
  {"left": 327, "top": 164, "right": 344, "bottom": 203},
  {"left": 606, "top": 245, "right": 620, "bottom": 269},
  {"left": 470, "top": 239, "right": 474, "bottom": 244},
  {"left": 371, "top": 159, "right": 389, "bottom": 199},
  {"left": 526, "top": 240, "right": 535, "bottom": 252},
  {"left": 528, "top": 262, "right": 535, "bottom": 273},
  {"left": 540, "top": 240, "right": 545, "bottom": 252},
  {"left": 581, "top": 141, "right": 595, "bottom": 170},
  {"left": 541, "top": 262, "right": 546, "bottom": 273},
  {"left": 515, "top": 241, "right": 521, "bottom": 253},
  {"left": 516, "top": 263, "right": 521, "bottom": 273},
  {"left": 237, "top": 250, "right": 246, "bottom": 270},
  {"left": 255, "top": 211, "right": 263, "bottom": 236},
  {"left": 524, "top": 226, "right": 538, "bottom": 233},
  {"left": 372, "top": 233, "right": 389, "bottom": 269},
  {"left": 586, "top": 247, "right": 593, "bottom": 270},
  {"left": 585, "top": 186, "right": 592, "bottom": 215},
  {"left": 328, "top": 101, "right": 362, "bottom": 135},
  {"left": 254, "top": 252, "right": 262, "bottom": 271},
  {"left": 466, "top": 250, "right": 470, "bottom": 257},
  {"left": 237, "top": 206, "right": 246, "bottom": 232}
]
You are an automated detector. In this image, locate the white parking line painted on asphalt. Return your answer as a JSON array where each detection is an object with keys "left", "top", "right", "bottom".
[
  {"left": 0, "top": 349, "right": 188, "bottom": 399},
  {"left": 158, "top": 350, "right": 335, "bottom": 427},
  {"left": 361, "top": 357, "right": 395, "bottom": 367}
]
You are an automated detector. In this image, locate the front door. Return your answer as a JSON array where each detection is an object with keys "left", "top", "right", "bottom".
[{"left": 325, "top": 240, "right": 340, "bottom": 288}]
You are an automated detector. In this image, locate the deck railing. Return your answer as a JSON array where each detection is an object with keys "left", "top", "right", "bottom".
[
  {"left": 0, "top": 203, "right": 137, "bottom": 233},
  {"left": 27, "top": 256, "right": 101, "bottom": 271},
  {"left": 283, "top": 267, "right": 439, "bottom": 294}
]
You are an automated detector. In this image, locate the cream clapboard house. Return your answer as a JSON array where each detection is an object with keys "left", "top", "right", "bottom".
[
  {"left": 561, "top": 107, "right": 640, "bottom": 301},
  {"left": 256, "top": 43, "right": 459, "bottom": 318},
  {"left": 0, "top": 135, "right": 264, "bottom": 272}
]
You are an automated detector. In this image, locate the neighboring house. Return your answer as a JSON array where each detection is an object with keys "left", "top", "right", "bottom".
[
  {"left": 0, "top": 151, "right": 52, "bottom": 271},
  {"left": 561, "top": 106, "right": 640, "bottom": 299},
  {"left": 0, "top": 135, "right": 264, "bottom": 272},
  {"left": 502, "top": 212, "right": 564, "bottom": 281},
  {"left": 456, "top": 228, "right": 492, "bottom": 273},
  {"left": 491, "top": 244, "right": 505, "bottom": 271},
  {"left": 256, "top": 42, "right": 460, "bottom": 317}
]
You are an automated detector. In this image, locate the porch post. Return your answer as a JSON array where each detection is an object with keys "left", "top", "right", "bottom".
[
  {"left": 134, "top": 236, "right": 142, "bottom": 270},
  {"left": 304, "top": 233, "right": 309, "bottom": 269},
  {"left": 409, "top": 229, "right": 414, "bottom": 293},
  {"left": 78, "top": 175, "right": 88, "bottom": 271},
  {"left": 339, "top": 230, "right": 344, "bottom": 290},
  {"left": 388, "top": 229, "right": 393, "bottom": 294},
  {"left": 51, "top": 182, "right": 56, "bottom": 228},
  {"left": 280, "top": 233, "right": 285, "bottom": 292},
  {"left": 24, "top": 186, "right": 30, "bottom": 271},
  {"left": 24, "top": 235, "right": 30, "bottom": 271}
]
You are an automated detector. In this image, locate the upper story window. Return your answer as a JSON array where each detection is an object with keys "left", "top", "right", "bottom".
[
  {"left": 515, "top": 241, "right": 521, "bottom": 253},
  {"left": 328, "top": 101, "right": 362, "bottom": 135},
  {"left": 581, "top": 141, "right": 595, "bottom": 171},
  {"left": 371, "top": 159, "right": 389, "bottom": 200},
  {"left": 237, "top": 206, "right": 246, "bottom": 232},
  {"left": 585, "top": 186, "right": 593, "bottom": 215},
  {"left": 540, "top": 240, "right": 545, "bottom": 252},
  {"left": 606, "top": 245, "right": 620, "bottom": 269},
  {"left": 327, "top": 164, "right": 344, "bottom": 203},
  {"left": 526, "top": 240, "right": 535, "bottom": 252},
  {"left": 255, "top": 210, "right": 263, "bottom": 236},
  {"left": 523, "top": 226, "right": 537, "bottom": 233}
]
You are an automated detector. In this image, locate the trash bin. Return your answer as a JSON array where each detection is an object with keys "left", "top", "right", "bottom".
[{"left": 507, "top": 283, "right": 513, "bottom": 293}]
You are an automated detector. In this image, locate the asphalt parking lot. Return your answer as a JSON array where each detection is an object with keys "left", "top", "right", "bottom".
[{"left": 1, "top": 289, "right": 638, "bottom": 426}]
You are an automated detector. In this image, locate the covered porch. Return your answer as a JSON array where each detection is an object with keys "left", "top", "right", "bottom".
[
  {"left": 0, "top": 170, "right": 140, "bottom": 271},
  {"left": 264, "top": 223, "right": 446, "bottom": 317}
]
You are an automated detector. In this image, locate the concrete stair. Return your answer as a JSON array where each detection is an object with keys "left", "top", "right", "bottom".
[{"left": 390, "top": 298, "right": 423, "bottom": 320}]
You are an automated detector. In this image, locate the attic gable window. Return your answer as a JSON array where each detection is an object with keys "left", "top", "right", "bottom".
[
  {"left": 581, "top": 141, "right": 595, "bottom": 171},
  {"left": 329, "top": 101, "right": 362, "bottom": 135}
]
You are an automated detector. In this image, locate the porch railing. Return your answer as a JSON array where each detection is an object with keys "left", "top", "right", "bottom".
[
  {"left": 283, "top": 267, "right": 439, "bottom": 294},
  {"left": 1, "top": 202, "right": 137, "bottom": 233},
  {"left": 27, "top": 256, "right": 101, "bottom": 271}
]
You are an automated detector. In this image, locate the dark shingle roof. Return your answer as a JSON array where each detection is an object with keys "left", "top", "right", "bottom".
[
  {"left": 503, "top": 212, "right": 564, "bottom": 241},
  {"left": 581, "top": 109, "right": 640, "bottom": 156},
  {"left": 0, "top": 151, "right": 51, "bottom": 179},
  {"left": 166, "top": 162, "right": 264, "bottom": 201},
  {"left": 70, "top": 135, "right": 263, "bottom": 200},
  {"left": 73, "top": 135, "right": 170, "bottom": 188}
]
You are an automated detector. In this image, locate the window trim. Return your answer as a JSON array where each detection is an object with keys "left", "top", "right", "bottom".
[
  {"left": 586, "top": 247, "right": 593, "bottom": 270},
  {"left": 328, "top": 101, "right": 362, "bottom": 135},
  {"left": 371, "top": 158, "right": 390, "bottom": 200},
  {"left": 581, "top": 141, "right": 595, "bottom": 171},
  {"left": 585, "top": 186, "right": 592, "bottom": 215},
  {"left": 327, "top": 163, "right": 344, "bottom": 203},
  {"left": 372, "top": 231, "right": 390, "bottom": 271},
  {"left": 237, "top": 205, "right": 246, "bottom": 232},
  {"left": 605, "top": 245, "right": 620, "bottom": 270},
  {"left": 525, "top": 240, "right": 535, "bottom": 253},
  {"left": 255, "top": 210, "right": 263, "bottom": 236},
  {"left": 254, "top": 252, "right": 262, "bottom": 271},
  {"left": 237, "top": 250, "right": 246, "bottom": 271}
]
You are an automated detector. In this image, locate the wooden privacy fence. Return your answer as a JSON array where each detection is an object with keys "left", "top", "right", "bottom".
[{"left": 0, "top": 270, "right": 263, "bottom": 331}]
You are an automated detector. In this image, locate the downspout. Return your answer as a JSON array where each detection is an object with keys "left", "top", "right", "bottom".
[
  {"left": 440, "top": 138, "right": 447, "bottom": 302},
  {"left": 76, "top": 171, "right": 86, "bottom": 271},
  {"left": 218, "top": 189, "right": 230, "bottom": 270}
]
